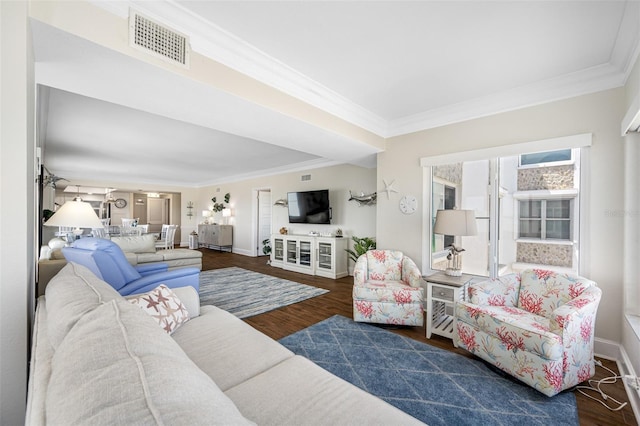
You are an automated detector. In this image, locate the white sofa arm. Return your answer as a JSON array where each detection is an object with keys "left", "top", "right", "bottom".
[{"left": 172, "top": 286, "right": 201, "bottom": 318}]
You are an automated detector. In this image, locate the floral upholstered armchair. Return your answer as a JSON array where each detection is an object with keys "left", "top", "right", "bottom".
[
  {"left": 353, "top": 250, "right": 424, "bottom": 326},
  {"left": 454, "top": 269, "right": 601, "bottom": 396}
]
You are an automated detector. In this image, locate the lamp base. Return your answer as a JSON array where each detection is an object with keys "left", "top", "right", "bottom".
[{"left": 445, "top": 268, "right": 462, "bottom": 277}]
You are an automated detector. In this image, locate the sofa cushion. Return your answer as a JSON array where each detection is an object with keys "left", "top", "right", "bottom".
[
  {"left": 127, "top": 284, "right": 190, "bottom": 334},
  {"left": 45, "top": 262, "right": 122, "bottom": 349},
  {"left": 111, "top": 234, "right": 157, "bottom": 253},
  {"left": 455, "top": 301, "right": 563, "bottom": 360},
  {"left": 46, "top": 299, "right": 254, "bottom": 425},
  {"left": 135, "top": 252, "right": 165, "bottom": 263},
  {"left": 161, "top": 249, "right": 203, "bottom": 261},
  {"left": 518, "top": 269, "right": 595, "bottom": 318},
  {"left": 225, "top": 355, "right": 424, "bottom": 425},
  {"left": 365, "top": 250, "right": 403, "bottom": 281},
  {"left": 172, "top": 305, "right": 294, "bottom": 391},
  {"left": 352, "top": 280, "right": 423, "bottom": 303}
]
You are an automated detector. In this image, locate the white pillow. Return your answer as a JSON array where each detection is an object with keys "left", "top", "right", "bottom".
[{"left": 128, "top": 284, "right": 190, "bottom": 334}]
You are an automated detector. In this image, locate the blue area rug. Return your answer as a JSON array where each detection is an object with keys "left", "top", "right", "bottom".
[
  {"left": 279, "top": 315, "right": 578, "bottom": 426},
  {"left": 199, "top": 267, "right": 328, "bottom": 318}
]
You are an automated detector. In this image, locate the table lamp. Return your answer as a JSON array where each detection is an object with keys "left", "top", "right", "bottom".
[
  {"left": 433, "top": 209, "right": 477, "bottom": 276},
  {"left": 222, "top": 208, "right": 231, "bottom": 225},
  {"left": 44, "top": 198, "right": 104, "bottom": 246}
]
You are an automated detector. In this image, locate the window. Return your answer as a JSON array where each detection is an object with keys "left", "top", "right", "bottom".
[
  {"left": 518, "top": 199, "right": 571, "bottom": 240},
  {"left": 427, "top": 147, "right": 583, "bottom": 277},
  {"left": 520, "top": 149, "right": 572, "bottom": 166}
]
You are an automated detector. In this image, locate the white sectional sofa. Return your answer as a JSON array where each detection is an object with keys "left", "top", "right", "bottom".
[
  {"left": 26, "top": 263, "right": 424, "bottom": 425},
  {"left": 37, "top": 234, "right": 202, "bottom": 296}
]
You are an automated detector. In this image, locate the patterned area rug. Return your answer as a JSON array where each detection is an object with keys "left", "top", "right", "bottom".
[
  {"left": 199, "top": 267, "right": 329, "bottom": 319},
  {"left": 279, "top": 315, "right": 579, "bottom": 426}
]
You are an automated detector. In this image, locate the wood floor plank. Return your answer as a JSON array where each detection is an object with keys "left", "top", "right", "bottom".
[{"left": 199, "top": 248, "right": 637, "bottom": 425}]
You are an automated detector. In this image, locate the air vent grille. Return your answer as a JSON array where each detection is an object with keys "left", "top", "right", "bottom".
[
  {"left": 301, "top": 174, "right": 311, "bottom": 181},
  {"left": 129, "top": 11, "right": 190, "bottom": 67}
]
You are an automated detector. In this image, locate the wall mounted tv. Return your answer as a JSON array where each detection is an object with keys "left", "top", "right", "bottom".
[{"left": 287, "top": 190, "right": 331, "bottom": 224}]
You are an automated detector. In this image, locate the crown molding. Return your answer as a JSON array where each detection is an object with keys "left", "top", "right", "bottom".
[
  {"left": 90, "top": 0, "right": 388, "bottom": 136},
  {"left": 387, "top": 63, "right": 627, "bottom": 137},
  {"left": 90, "top": 0, "right": 638, "bottom": 140},
  {"left": 195, "top": 158, "right": 343, "bottom": 188}
]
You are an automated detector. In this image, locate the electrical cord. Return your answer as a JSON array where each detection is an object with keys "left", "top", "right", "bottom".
[{"left": 574, "top": 359, "right": 628, "bottom": 412}]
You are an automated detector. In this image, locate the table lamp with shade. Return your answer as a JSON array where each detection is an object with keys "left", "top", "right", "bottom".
[
  {"left": 433, "top": 209, "right": 478, "bottom": 276},
  {"left": 44, "top": 198, "right": 104, "bottom": 247},
  {"left": 222, "top": 208, "right": 232, "bottom": 225}
]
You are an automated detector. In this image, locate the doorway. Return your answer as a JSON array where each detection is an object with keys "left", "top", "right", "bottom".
[{"left": 148, "top": 198, "right": 169, "bottom": 234}]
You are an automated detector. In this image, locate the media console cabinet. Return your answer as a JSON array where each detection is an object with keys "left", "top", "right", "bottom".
[{"left": 270, "top": 234, "right": 348, "bottom": 279}]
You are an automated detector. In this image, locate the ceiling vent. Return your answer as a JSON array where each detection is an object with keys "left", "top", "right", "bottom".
[{"left": 129, "top": 11, "right": 190, "bottom": 68}]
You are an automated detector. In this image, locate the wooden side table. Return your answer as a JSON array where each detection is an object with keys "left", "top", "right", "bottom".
[{"left": 424, "top": 272, "right": 473, "bottom": 343}]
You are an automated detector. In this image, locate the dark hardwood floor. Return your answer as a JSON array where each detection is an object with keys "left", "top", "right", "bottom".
[{"left": 200, "top": 248, "right": 637, "bottom": 425}]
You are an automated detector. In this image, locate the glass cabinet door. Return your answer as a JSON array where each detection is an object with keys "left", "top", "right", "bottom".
[
  {"left": 273, "top": 238, "right": 284, "bottom": 261},
  {"left": 286, "top": 240, "right": 297, "bottom": 264},
  {"left": 299, "top": 240, "right": 312, "bottom": 266},
  {"left": 317, "top": 242, "right": 332, "bottom": 270}
]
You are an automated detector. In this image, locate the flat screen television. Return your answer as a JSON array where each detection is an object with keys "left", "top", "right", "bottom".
[{"left": 287, "top": 190, "right": 331, "bottom": 224}]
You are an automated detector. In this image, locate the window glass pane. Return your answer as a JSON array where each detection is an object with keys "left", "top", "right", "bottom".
[
  {"left": 520, "top": 149, "right": 572, "bottom": 165},
  {"left": 519, "top": 200, "right": 541, "bottom": 218},
  {"left": 546, "top": 199, "right": 570, "bottom": 218},
  {"left": 519, "top": 219, "right": 541, "bottom": 238},
  {"left": 546, "top": 220, "right": 570, "bottom": 239}
]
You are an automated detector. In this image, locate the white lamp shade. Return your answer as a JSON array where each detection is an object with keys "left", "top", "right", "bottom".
[
  {"left": 433, "top": 209, "right": 477, "bottom": 236},
  {"left": 222, "top": 208, "right": 231, "bottom": 217},
  {"left": 44, "top": 200, "right": 104, "bottom": 229},
  {"left": 202, "top": 210, "right": 211, "bottom": 217}
]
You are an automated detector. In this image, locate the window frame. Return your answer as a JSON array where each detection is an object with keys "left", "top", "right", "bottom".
[
  {"left": 518, "top": 198, "right": 573, "bottom": 241},
  {"left": 421, "top": 134, "right": 591, "bottom": 279}
]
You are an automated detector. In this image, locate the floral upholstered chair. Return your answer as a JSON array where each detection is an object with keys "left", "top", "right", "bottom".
[
  {"left": 454, "top": 269, "right": 601, "bottom": 396},
  {"left": 352, "top": 250, "right": 424, "bottom": 326}
]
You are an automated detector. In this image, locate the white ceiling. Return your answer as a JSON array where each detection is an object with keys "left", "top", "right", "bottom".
[{"left": 33, "top": 0, "right": 639, "bottom": 191}]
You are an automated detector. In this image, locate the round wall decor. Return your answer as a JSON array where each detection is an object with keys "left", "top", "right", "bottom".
[
  {"left": 399, "top": 195, "right": 417, "bottom": 214},
  {"left": 114, "top": 198, "right": 127, "bottom": 208}
]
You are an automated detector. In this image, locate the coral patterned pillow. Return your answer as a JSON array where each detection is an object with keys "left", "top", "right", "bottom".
[{"left": 128, "top": 285, "right": 190, "bottom": 334}]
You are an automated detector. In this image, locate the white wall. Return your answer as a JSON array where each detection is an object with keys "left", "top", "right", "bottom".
[
  {"left": 378, "top": 88, "right": 626, "bottom": 344},
  {"left": 622, "top": 51, "right": 640, "bottom": 379},
  {"left": 196, "top": 164, "right": 377, "bottom": 257},
  {"left": 1, "top": 2, "right": 35, "bottom": 423}
]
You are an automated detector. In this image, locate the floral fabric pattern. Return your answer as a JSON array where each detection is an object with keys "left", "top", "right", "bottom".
[
  {"left": 353, "top": 250, "right": 424, "bottom": 326},
  {"left": 453, "top": 269, "right": 601, "bottom": 397}
]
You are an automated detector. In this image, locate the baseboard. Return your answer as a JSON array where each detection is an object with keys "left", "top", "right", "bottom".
[
  {"left": 232, "top": 248, "right": 252, "bottom": 257},
  {"left": 594, "top": 337, "right": 640, "bottom": 421},
  {"left": 617, "top": 344, "right": 640, "bottom": 421}
]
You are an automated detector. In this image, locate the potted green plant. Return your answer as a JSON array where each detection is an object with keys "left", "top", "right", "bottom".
[
  {"left": 345, "top": 236, "right": 376, "bottom": 264},
  {"left": 262, "top": 238, "right": 272, "bottom": 255}
]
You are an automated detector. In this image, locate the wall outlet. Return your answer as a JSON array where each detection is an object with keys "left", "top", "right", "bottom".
[{"left": 625, "top": 375, "right": 640, "bottom": 392}]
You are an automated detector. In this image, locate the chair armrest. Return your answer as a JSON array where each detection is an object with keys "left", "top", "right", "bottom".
[
  {"left": 353, "top": 254, "right": 368, "bottom": 285},
  {"left": 119, "top": 267, "right": 201, "bottom": 296},
  {"left": 468, "top": 274, "right": 520, "bottom": 306},
  {"left": 401, "top": 256, "right": 423, "bottom": 288},
  {"left": 135, "top": 262, "right": 169, "bottom": 276},
  {"left": 549, "top": 285, "right": 602, "bottom": 335}
]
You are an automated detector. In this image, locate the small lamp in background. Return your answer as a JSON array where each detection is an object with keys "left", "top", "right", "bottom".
[
  {"left": 44, "top": 198, "right": 104, "bottom": 246},
  {"left": 222, "top": 208, "right": 232, "bottom": 225},
  {"left": 433, "top": 209, "right": 477, "bottom": 276},
  {"left": 202, "top": 210, "right": 211, "bottom": 224}
]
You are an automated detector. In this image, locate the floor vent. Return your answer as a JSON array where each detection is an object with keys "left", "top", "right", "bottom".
[
  {"left": 129, "top": 11, "right": 190, "bottom": 68},
  {"left": 301, "top": 174, "right": 311, "bottom": 181}
]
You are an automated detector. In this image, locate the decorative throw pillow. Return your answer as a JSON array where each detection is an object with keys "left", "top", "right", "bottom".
[{"left": 128, "top": 285, "right": 190, "bottom": 334}]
